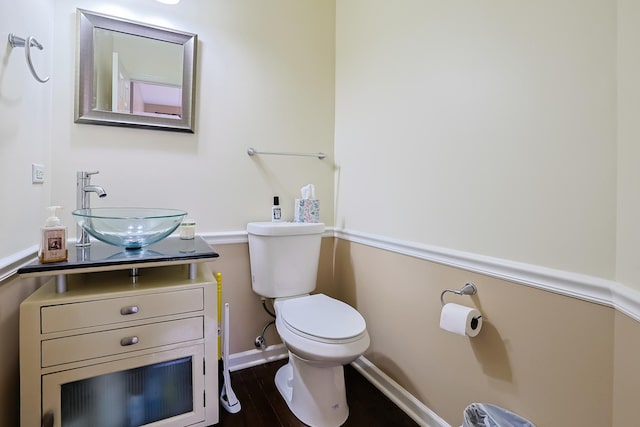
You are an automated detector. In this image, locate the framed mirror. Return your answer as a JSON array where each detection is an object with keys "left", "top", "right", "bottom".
[{"left": 75, "top": 9, "right": 197, "bottom": 133}]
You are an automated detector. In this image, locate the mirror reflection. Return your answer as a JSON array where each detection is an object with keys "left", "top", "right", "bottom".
[
  {"left": 75, "top": 9, "right": 197, "bottom": 132},
  {"left": 94, "top": 28, "right": 183, "bottom": 118}
]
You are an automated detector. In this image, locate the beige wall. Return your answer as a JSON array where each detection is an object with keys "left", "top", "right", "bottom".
[
  {"left": 4, "top": 240, "right": 635, "bottom": 427},
  {"left": 201, "top": 238, "right": 635, "bottom": 427},
  {"left": 1, "top": 1, "right": 335, "bottom": 425},
  {"left": 4, "top": 1, "right": 640, "bottom": 426},
  {"left": 209, "top": 237, "right": 337, "bottom": 354},
  {"left": 0, "top": 276, "right": 47, "bottom": 427},
  {"left": 331, "top": 4, "right": 640, "bottom": 423},
  {"left": 612, "top": 311, "right": 640, "bottom": 426},
  {"left": 0, "top": 1, "right": 53, "bottom": 422},
  {"left": 335, "top": 240, "right": 615, "bottom": 427},
  {"left": 208, "top": 243, "right": 280, "bottom": 353}
]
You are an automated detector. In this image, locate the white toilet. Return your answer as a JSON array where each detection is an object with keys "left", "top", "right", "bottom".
[{"left": 247, "top": 221, "right": 370, "bottom": 427}]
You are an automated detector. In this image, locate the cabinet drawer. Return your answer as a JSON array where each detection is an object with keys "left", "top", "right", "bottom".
[
  {"left": 41, "top": 316, "right": 203, "bottom": 367},
  {"left": 41, "top": 288, "right": 204, "bottom": 333}
]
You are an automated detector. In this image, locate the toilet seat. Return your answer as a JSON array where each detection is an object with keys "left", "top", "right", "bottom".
[{"left": 279, "top": 294, "right": 367, "bottom": 344}]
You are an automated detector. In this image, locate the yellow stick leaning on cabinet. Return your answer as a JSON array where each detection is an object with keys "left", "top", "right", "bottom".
[{"left": 216, "top": 272, "right": 222, "bottom": 360}]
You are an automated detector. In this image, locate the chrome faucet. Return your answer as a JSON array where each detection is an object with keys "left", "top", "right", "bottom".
[{"left": 76, "top": 171, "right": 107, "bottom": 246}]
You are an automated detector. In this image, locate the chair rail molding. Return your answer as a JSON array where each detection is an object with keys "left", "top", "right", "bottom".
[
  {"left": 8, "top": 229, "right": 638, "bottom": 323},
  {"left": 0, "top": 245, "right": 38, "bottom": 283},
  {"left": 332, "top": 228, "right": 640, "bottom": 323},
  {"left": 201, "top": 228, "right": 640, "bottom": 323}
]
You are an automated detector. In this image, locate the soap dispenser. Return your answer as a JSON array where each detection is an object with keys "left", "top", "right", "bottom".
[{"left": 40, "top": 206, "right": 68, "bottom": 263}]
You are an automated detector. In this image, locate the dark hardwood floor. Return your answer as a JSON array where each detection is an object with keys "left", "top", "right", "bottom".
[{"left": 216, "top": 358, "right": 419, "bottom": 427}]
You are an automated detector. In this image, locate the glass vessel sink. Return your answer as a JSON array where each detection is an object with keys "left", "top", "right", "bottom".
[{"left": 72, "top": 207, "right": 187, "bottom": 249}]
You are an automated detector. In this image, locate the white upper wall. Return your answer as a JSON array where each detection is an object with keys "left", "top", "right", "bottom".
[
  {"left": 49, "top": 0, "right": 335, "bottom": 237},
  {"left": 335, "top": 0, "right": 618, "bottom": 280},
  {"left": 5, "top": 1, "right": 639, "bottom": 289},
  {"left": 616, "top": 0, "right": 640, "bottom": 289},
  {"left": 0, "top": 0, "right": 54, "bottom": 260}
]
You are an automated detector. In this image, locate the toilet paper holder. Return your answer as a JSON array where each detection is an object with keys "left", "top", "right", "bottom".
[{"left": 440, "top": 283, "right": 477, "bottom": 307}]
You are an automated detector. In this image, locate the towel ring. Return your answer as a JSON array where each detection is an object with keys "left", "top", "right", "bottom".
[{"left": 8, "top": 33, "right": 50, "bottom": 83}]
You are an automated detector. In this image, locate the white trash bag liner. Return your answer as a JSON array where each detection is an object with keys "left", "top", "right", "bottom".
[{"left": 463, "top": 403, "right": 535, "bottom": 427}]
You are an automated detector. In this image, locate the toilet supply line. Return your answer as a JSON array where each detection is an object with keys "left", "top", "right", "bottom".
[
  {"left": 255, "top": 319, "right": 275, "bottom": 350},
  {"left": 255, "top": 297, "right": 276, "bottom": 349}
]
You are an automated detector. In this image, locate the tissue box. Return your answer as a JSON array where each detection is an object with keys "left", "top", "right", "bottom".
[{"left": 293, "top": 199, "right": 320, "bottom": 223}]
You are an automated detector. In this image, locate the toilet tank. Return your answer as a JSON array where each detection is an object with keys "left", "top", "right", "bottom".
[{"left": 247, "top": 222, "right": 325, "bottom": 298}]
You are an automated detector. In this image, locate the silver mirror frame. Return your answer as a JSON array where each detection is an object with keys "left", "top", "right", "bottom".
[{"left": 75, "top": 9, "right": 197, "bottom": 133}]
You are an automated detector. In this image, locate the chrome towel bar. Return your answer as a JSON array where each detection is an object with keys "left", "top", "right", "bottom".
[{"left": 247, "top": 147, "right": 326, "bottom": 160}]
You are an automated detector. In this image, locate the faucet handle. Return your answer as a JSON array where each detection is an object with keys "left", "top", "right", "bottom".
[{"left": 77, "top": 171, "right": 100, "bottom": 178}]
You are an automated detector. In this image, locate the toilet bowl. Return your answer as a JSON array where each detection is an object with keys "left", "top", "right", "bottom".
[
  {"left": 275, "top": 294, "right": 370, "bottom": 364},
  {"left": 273, "top": 294, "right": 370, "bottom": 427},
  {"left": 247, "top": 221, "right": 370, "bottom": 427}
]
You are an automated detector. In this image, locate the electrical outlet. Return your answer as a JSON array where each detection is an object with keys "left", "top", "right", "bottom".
[{"left": 32, "top": 163, "right": 44, "bottom": 184}]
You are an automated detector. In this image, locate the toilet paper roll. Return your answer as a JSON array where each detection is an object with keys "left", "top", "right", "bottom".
[{"left": 439, "top": 303, "right": 483, "bottom": 337}]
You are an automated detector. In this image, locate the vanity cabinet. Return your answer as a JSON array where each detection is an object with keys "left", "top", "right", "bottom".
[{"left": 19, "top": 264, "right": 218, "bottom": 427}]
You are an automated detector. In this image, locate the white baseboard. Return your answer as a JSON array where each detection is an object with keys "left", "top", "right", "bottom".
[
  {"left": 351, "top": 356, "right": 451, "bottom": 427},
  {"left": 227, "top": 344, "right": 288, "bottom": 372},
  {"left": 227, "top": 346, "right": 449, "bottom": 427}
]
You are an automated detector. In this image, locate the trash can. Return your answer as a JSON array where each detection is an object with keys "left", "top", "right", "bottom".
[{"left": 463, "top": 403, "right": 536, "bottom": 427}]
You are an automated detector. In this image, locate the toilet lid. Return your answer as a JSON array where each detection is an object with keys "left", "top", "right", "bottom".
[{"left": 280, "top": 294, "right": 366, "bottom": 341}]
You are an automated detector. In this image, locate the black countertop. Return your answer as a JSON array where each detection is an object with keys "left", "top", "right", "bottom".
[{"left": 18, "top": 235, "right": 219, "bottom": 276}]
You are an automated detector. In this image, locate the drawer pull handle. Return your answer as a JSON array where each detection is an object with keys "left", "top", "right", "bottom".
[
  {"left": 120, "top": 306, "right": 139, "bottom": 315},
  {"left": 120, "top": 336, "right": 139, "bottom": 346}
]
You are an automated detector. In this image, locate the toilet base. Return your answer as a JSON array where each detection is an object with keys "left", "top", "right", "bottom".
[{"left": 275, "top": 352, "right": 349, "bottom": 427}]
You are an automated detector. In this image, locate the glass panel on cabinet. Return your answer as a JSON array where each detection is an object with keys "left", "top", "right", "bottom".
[{"left": 60, "top": 357, "right": 193, "bottom": 427}]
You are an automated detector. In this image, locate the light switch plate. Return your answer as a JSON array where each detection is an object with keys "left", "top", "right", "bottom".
[{"left": 32, "top": 163, "right": 44, "bottom": 184}]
